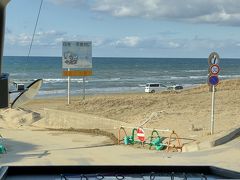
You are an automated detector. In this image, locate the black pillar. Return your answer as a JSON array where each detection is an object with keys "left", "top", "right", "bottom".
[
  {"left": 0, "top": 0, "right": 10, "bottom": 108},
  {"left": 0, "top": 73, "right": 9, "bottom": 108}
]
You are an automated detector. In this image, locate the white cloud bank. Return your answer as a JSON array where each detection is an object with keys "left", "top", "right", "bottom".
[
  {"left": 92, "top": 0, "right": 240, "bottom": 25},
  {"left": 115, "top": 36, "right": 140, "bottom": 47},
  {"left": 48, "top": 0, "right": 87, "bottom": 7},
  {"left": 112, "top": 36, "right": 183, "bottom": 49},
  {"left": 6, "top": 30, "right": 67, "bottom": 46},
  {"left": 60, "top": 0, "right": 240, "bottom": 26},
  {"left": 6, "top": 29, "right": 239, "bottom": 50}
]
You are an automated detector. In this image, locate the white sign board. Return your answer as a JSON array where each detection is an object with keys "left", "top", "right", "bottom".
[{"left": 62, "top": 41, "right": 92, "bottom": 69}]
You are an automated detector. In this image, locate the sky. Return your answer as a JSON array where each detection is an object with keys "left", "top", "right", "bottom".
[{"left": 3, "top": 0, "right": 240, "bottom": 58}]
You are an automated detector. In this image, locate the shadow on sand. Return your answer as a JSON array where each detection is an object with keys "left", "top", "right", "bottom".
[{"left": 0, "top": 138, "right": 41, "bottom": 164}]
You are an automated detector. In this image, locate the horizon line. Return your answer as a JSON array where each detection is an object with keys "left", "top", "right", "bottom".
[{"left": 3, "top": 55, "right": 240, "bottom": 59}]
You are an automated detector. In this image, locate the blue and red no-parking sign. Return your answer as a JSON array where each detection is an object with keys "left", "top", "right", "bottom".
[
  {"left": 208, "top": 52, "right": 220, "bottom": 86},
  {"left": 209, "top": 75, "right": 219, "bottom": 86}
]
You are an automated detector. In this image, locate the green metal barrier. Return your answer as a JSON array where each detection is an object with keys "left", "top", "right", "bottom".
[
  {"left": 118, "top": 127, "right": 182, "bottom": 152},
  {"left": 123, "top": 128, "right": 166, "bottom": 150},
  {"left": 0, "top": 135, "right": 6, "bottom": 154},
  {"left": 123, "top": 136, "right": 132, "bottom": 145},
  {"left": 149, "top": 130, "right": 166, "bottom": 151},
  {"left": 123, "top": 128, "right": 138, "bottom": 145}
]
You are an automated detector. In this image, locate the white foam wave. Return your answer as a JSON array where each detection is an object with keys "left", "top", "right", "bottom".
[
  {"left": 38, "top": 89, "right": 67, "bottom": 96},
  {"left": 171, "top": 76, "right": 207, "bottom": 80},
  {"left": 91, "top": 78, "right": 121, "bottom": 82},
  {"left": 170, "top": 76, "right": 187, "bottom": 80},
  {"left": 189, "top": 76, "right": 207, "bottom": 79},
  {"left": 10, "top": 79, "right": 33, "bottom": 84},
  {"left": 10, "top": 73, "right": 29, "bottom": 76},
  {"left": 219, "top": 75, "right": 240, "bottom": 78},
  {"left": 185, "top": 70, "right": 207, "bottom": 73},
  {"left": 38, "top": 86, "right": 144, "bottom": 96},
  {"left": 43, "top": 78, "right": 88, "bottom": 83},
  {"left": 77, "top": 86, "right": 143, "bottom": 93}
]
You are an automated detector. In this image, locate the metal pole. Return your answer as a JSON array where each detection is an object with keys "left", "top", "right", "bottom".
[
  {"left": 83, "top": 76, "right": 85, "bottom": 100},
  {"left": 211, "top": 85, "right": 215, "bottom": 135},
  {"left": 67, "top": 68, "right": 70, "bottom": 104}
]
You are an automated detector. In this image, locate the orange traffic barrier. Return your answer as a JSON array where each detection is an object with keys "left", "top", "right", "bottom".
[
  {"left": 118, "top": 127, "right": 128, "bottom": 145},
  {"left": 166, "top": 131, "right": 182, "bottom": 152}
]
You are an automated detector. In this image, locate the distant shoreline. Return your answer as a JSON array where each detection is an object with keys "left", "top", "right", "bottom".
[{"left": 34, "top": 83, "right": 202, "bottom": 100}]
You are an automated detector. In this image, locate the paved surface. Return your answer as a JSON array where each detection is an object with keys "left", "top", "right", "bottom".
[{"left": 0, "top": 128, "right": 239, "bottom": 172}]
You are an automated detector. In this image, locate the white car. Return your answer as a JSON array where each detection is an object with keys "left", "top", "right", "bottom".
[
  {"left": 167, "top": 84, "right": 184, "bottom": 90},
  {"left": 145, "top": 83, "right": 166, "bottom": 93}
]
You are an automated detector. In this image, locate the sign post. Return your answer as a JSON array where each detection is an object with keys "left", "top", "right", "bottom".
[
  {"left": 67, "top": 68, "right": 70, "bottom": 104},
  {"left": 208, "top": 52, "right": 220, "bottom": 135},
  {"left": 62, "top": 41, "right": 92, "bottom": 103},
  {"left": 83, "top": 76, "right": 85, "bottom": 100},
  {"left": 211, "top": 85, "right": 215, "bottom": 135}
]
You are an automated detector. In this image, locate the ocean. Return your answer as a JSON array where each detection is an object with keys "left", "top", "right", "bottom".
[{"left": 2, "top": 56, "right": 240, "bottom": 97}]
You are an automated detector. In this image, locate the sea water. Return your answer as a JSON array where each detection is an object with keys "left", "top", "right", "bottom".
[{"left": 3, "top": 56, "right": 240, "bottom": 97}]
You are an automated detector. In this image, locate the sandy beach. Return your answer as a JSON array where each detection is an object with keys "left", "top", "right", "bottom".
[
  {"left": 23, "top": 79, "right": 240, "bottom": 140},
  {"left": 0, "top": 79, "right": 240, "bottom": 170}
]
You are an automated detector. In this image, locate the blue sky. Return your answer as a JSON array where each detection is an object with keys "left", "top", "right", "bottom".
[{"left": 4, "top": 0, "right": 240, "bottom": 58}]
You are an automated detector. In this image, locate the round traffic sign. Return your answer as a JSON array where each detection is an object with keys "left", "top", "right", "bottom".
[
  {"left": 208, "top": 52, "right": 220, "bottom": 65},
  {"left": 210, "top": 64, "right": 220, "bottom": 75},
  {"left": 209, "top": 75, "right": 219, "bottom": 86},
  {"left": 137, "top": 128, "right": 145, "bottom": 142}
]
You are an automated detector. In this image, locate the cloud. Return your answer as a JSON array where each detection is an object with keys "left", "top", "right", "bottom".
[
  {"left": 5, "top": 28, "right": 240, "bottom": 57},
  {"left": 5, "top": 30, "right": 67, "bottom": 47},
  {"left": 46, "top": 0, "right": 240, "bottom": 26},
  {"left": 111, "top": 36, "right": 183, "bottom": 50},
  {"left": 109, "top": 35, "right": 240, "bottom": 54},
  {"left": 5, "top": 29, "right": 110, "bottom": 50},
  {"left": 168, "top": 42, "right": 180, "bottom": 48},
  {"left": 115, "top": 36, "right": 140, "bottom": 47},
  {"left": 92, "top": 38, "right": 108, "bottom": 47},
  {"left": 7, "top": 33, "right": 32, "bottom": 46},
  {"left": 48, "top": 0, "right": 88, "bottom": 8},
  {"left": 35, "top": 30, "right": 66, "bottom": 36},
  {"left": 92, "top": 0, "right": 240, "bottom": 26}
]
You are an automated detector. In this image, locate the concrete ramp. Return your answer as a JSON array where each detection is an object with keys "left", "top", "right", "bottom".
[
  {"left": 182, "top": 125, "right": 240, "bottom": 152},
  {"left": 34, "top": 108, "right": 130, "bottom": 133}
]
